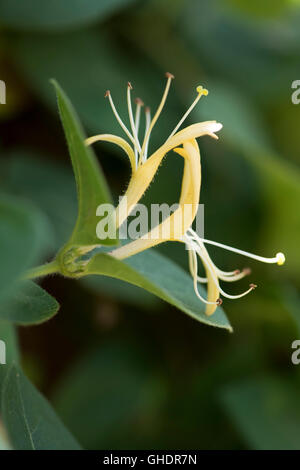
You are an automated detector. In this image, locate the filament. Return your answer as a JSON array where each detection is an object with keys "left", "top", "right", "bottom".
[
  {"left": 200, "top": 237, "right": 285, "bottom": 265},
  {"left": 134, "top": 98, "right": 143, "bottom": 167},
  {"left": 127, "top": 83, "right": 142, "bottom": 158},
  {"left": 167, "top": 86, "right": 208, "bottom": 141},
  {"left": 140, "top": 72, "right": 174, "bottom": 162},
  {"left": 189, "top": 237, "right": 257, "bottom": 300},
  {"left": 190, "top": 248, "right": 220, "bottom": 306},
  {"left": 105, "top": 90, "right": 136, "bottom": 148},
  {"left": 142, "top": 106, "right": 151, "bottom": 163}
]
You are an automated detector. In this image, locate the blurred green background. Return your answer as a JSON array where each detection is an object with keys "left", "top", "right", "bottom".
[{"left": 0, "top": 0, "right": 300, "bottom": 449}]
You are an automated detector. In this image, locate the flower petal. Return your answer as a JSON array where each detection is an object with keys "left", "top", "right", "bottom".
[
  {"left": 111, "top": 139, "right": 201, "bottom": 259},
  {"left": 115, "top": 121, "right": 221, "bottom": 227},
  {"left": 85, "top": 133, "right": 136, "bottom": 172}
]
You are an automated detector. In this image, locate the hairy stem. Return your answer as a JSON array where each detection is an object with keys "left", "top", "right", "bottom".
[{"left": 23, "top": 260, "right": 60, "bottom": 280}]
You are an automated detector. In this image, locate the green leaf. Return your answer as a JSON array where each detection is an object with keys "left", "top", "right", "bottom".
[
  {"left": 0, "top": 0, "right": 137, "bottom": 31},
  {"left": 1, "top": 365, "right": 81, "bottom": 450},
  {"left": 53, "top": 344, "right": 167, "bottom": 449},
  {"left": 52, "top": 80, "right": 116, "bottom": 249},
  {"left": 220, "top": 377, "right": 300, "bottom": 450},
  {"left": 82, "top": 273, "right": 161, "bottom": 309},
  {"left": 84, "top": 249, "right": 231, "bottom": 331},
  {"left": 0, "top": 432, "right": 11, "bottom": 450},
  {"left": 0, "top": 320, "right": 19, "bottom": 391},
  {"left": 0, "top": 321, "right": 20, "bottom": 451},
  {"left": 2, "top": 153, "right": 77, "bottom": 251},
  {"left": 0, "top": 281, "right": 59, "bottom": 325},
  {"left": 0, "top": 194, "right": 50, "bottom": 299}
]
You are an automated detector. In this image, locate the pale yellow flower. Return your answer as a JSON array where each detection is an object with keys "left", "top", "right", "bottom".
[{"left": 86, "top": 73, "right": 285, "bottom": 316}]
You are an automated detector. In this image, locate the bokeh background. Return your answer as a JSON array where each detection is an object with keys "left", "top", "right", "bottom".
[{"left": 0, "top": 0, "right": 300, "bottom": 449}]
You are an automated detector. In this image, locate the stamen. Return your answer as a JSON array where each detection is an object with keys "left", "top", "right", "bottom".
[
  {"left": 188, "top": 245, "right": 207, "bottom": 282},
  {"left": 127, "top": 82, "right": 142, "bottom": 158},
  {"left": 200, "top": 237, "right": 285, "bottom": 266},
  {"left": 192, "top": 239, "right": 257, "bottom": 300},
  {"left": 190, "top": 249, "right": 220, "bottom": 306},
  {"left": 140, "top": 72, "right": 174, "bottom": 162},
  {"left": 187, "top": 228, "right": 244, "bottom": 280},
  {"left": 134, "top": 98, "right": 144, "bottom": 167},
  {"left": 215, "top": 268, "right": 251, "bottom": 283},
  {"left": 105, "top": 89, "right": 137, "bottom": 149},
  {"left": 167, "top": 85, "right": 208, "bottom": 141},
  {"left": 142, "top": 106, "right": 151, "bottom": 162},
  {"left": 186, "top": 230, "right": 259, "bottom": 301}
]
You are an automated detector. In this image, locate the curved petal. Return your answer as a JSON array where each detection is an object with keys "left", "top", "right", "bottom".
[
  {"left": 85, "top": 133, "right": 136, "bottom": 172},
  {"left": 197, "top": 244, "right": 220, "bottom": 316},
  {"left": 111, "top": 139, "right": 201, "bottom": 259},
  {"left": 116, "top": 121, "right": 220, "bottom": 227}
]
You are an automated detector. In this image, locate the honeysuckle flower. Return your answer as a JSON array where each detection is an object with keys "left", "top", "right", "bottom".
[
  {"left": 86, "top": 73, "right": 285, "bottom": 316},
  {"left": 86, "top": 73, "right": 219, "bottom": 228}
]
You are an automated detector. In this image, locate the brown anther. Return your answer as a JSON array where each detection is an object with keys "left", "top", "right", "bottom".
[
  {"left": 127, "top": 81, "right": 133, "bottom": 89},
  {"left": 243, "top": 268, "right": 252, "bottom": 276},
  {"left": 216, "top": 298, "right": 223, "bottom": 306},
  {"left": 234, "top": 269, "right": 241, "bottom": 275},
  {"left": 104, "top": 90, "right": 110, "bottom": 98},
  {"left": 145, "top": 106, "right": 150, "bottom": 113},
  {"left": 165, "top": 72, "right": 175, "bottom": 79},
  {"left": 135, "top": 97, "right": 144, "bottom": 106},
  {"left": 249, "top": 283, "right": 257, "bottom": 290}
]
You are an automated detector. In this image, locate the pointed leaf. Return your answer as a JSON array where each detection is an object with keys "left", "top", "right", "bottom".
[
  {"left": 0, "top": 194, "right": 50, "bottom": 299},
  {"left": 1, "top": 365, "right": 81, "bottom": 450},
  {"left": 85, "top": 250, "right": 231, "bottom": 331},
  {"left": 0, "top": 281, "right": 59, "bottom": 325},
  {"left": 52, "top": 80, "right": 116, "bottom": 248}
]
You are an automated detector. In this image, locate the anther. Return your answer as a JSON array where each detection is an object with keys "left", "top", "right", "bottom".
[
  {"left": 243, "top": 268, "right": 251, "bottom": 275},
  {"left": 145, "top": 106, "right": 150, "bottom": 113},
  {"left": 249, "top": 283, "right": 257, "bottom": 290},
  {"left": 127, "top": 81, "right": 133, "bottom": 90},
  {"left": 135, "top": 97, "right": 144, "bottom": 106},
  {"left": 234, "top": 269, "right": 241, "bottom": 275},
  {"left": 217, "top": 298, "right": 223, "bottom": 306},
  {"left": 104, "top": 90, "right": 110, "bottom": 98},
  {"left": 165, "top": 72, "right": 175, "bottom": 79}
]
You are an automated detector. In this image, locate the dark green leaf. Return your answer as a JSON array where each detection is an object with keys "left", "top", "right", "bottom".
[
  {"left": 0, "top": 281, "right": 59, "bottom": 325},
  {"left": 52, "top": 80, "right": 116, "bottom": 248},
  {"left": 0, "top": 321, "right": 19, "bottom": 450},
  {"left": 0, "top": 194, "right": 50, "bottom": 299},
  {"left": 84, "top": 249, "right": 232, "bottom": 331},
  {"left": 0, "top": 0, "right": 136, "bottom": 31},
  {"left": 1, "top": 365, "right": 81, "bottom": 450},
  {"left": 0, "top": 320, "right": 19, "bottom": 390},
  {"left": 220, "top": 377, "right": 300, "bottom": 450},
  {"left": 82, "top": 274, "right": 161, "bottom": 309},
  {"left": 2, "top": 153, "right": 77, "bottom": 251},
  {"left": 53, "top": 344, "right": 166, "bottom": 449}
]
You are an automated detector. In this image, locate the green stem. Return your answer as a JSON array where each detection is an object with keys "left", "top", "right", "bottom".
[{"left": 23, "top": 260, "right": 60, "bottom": 280}]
